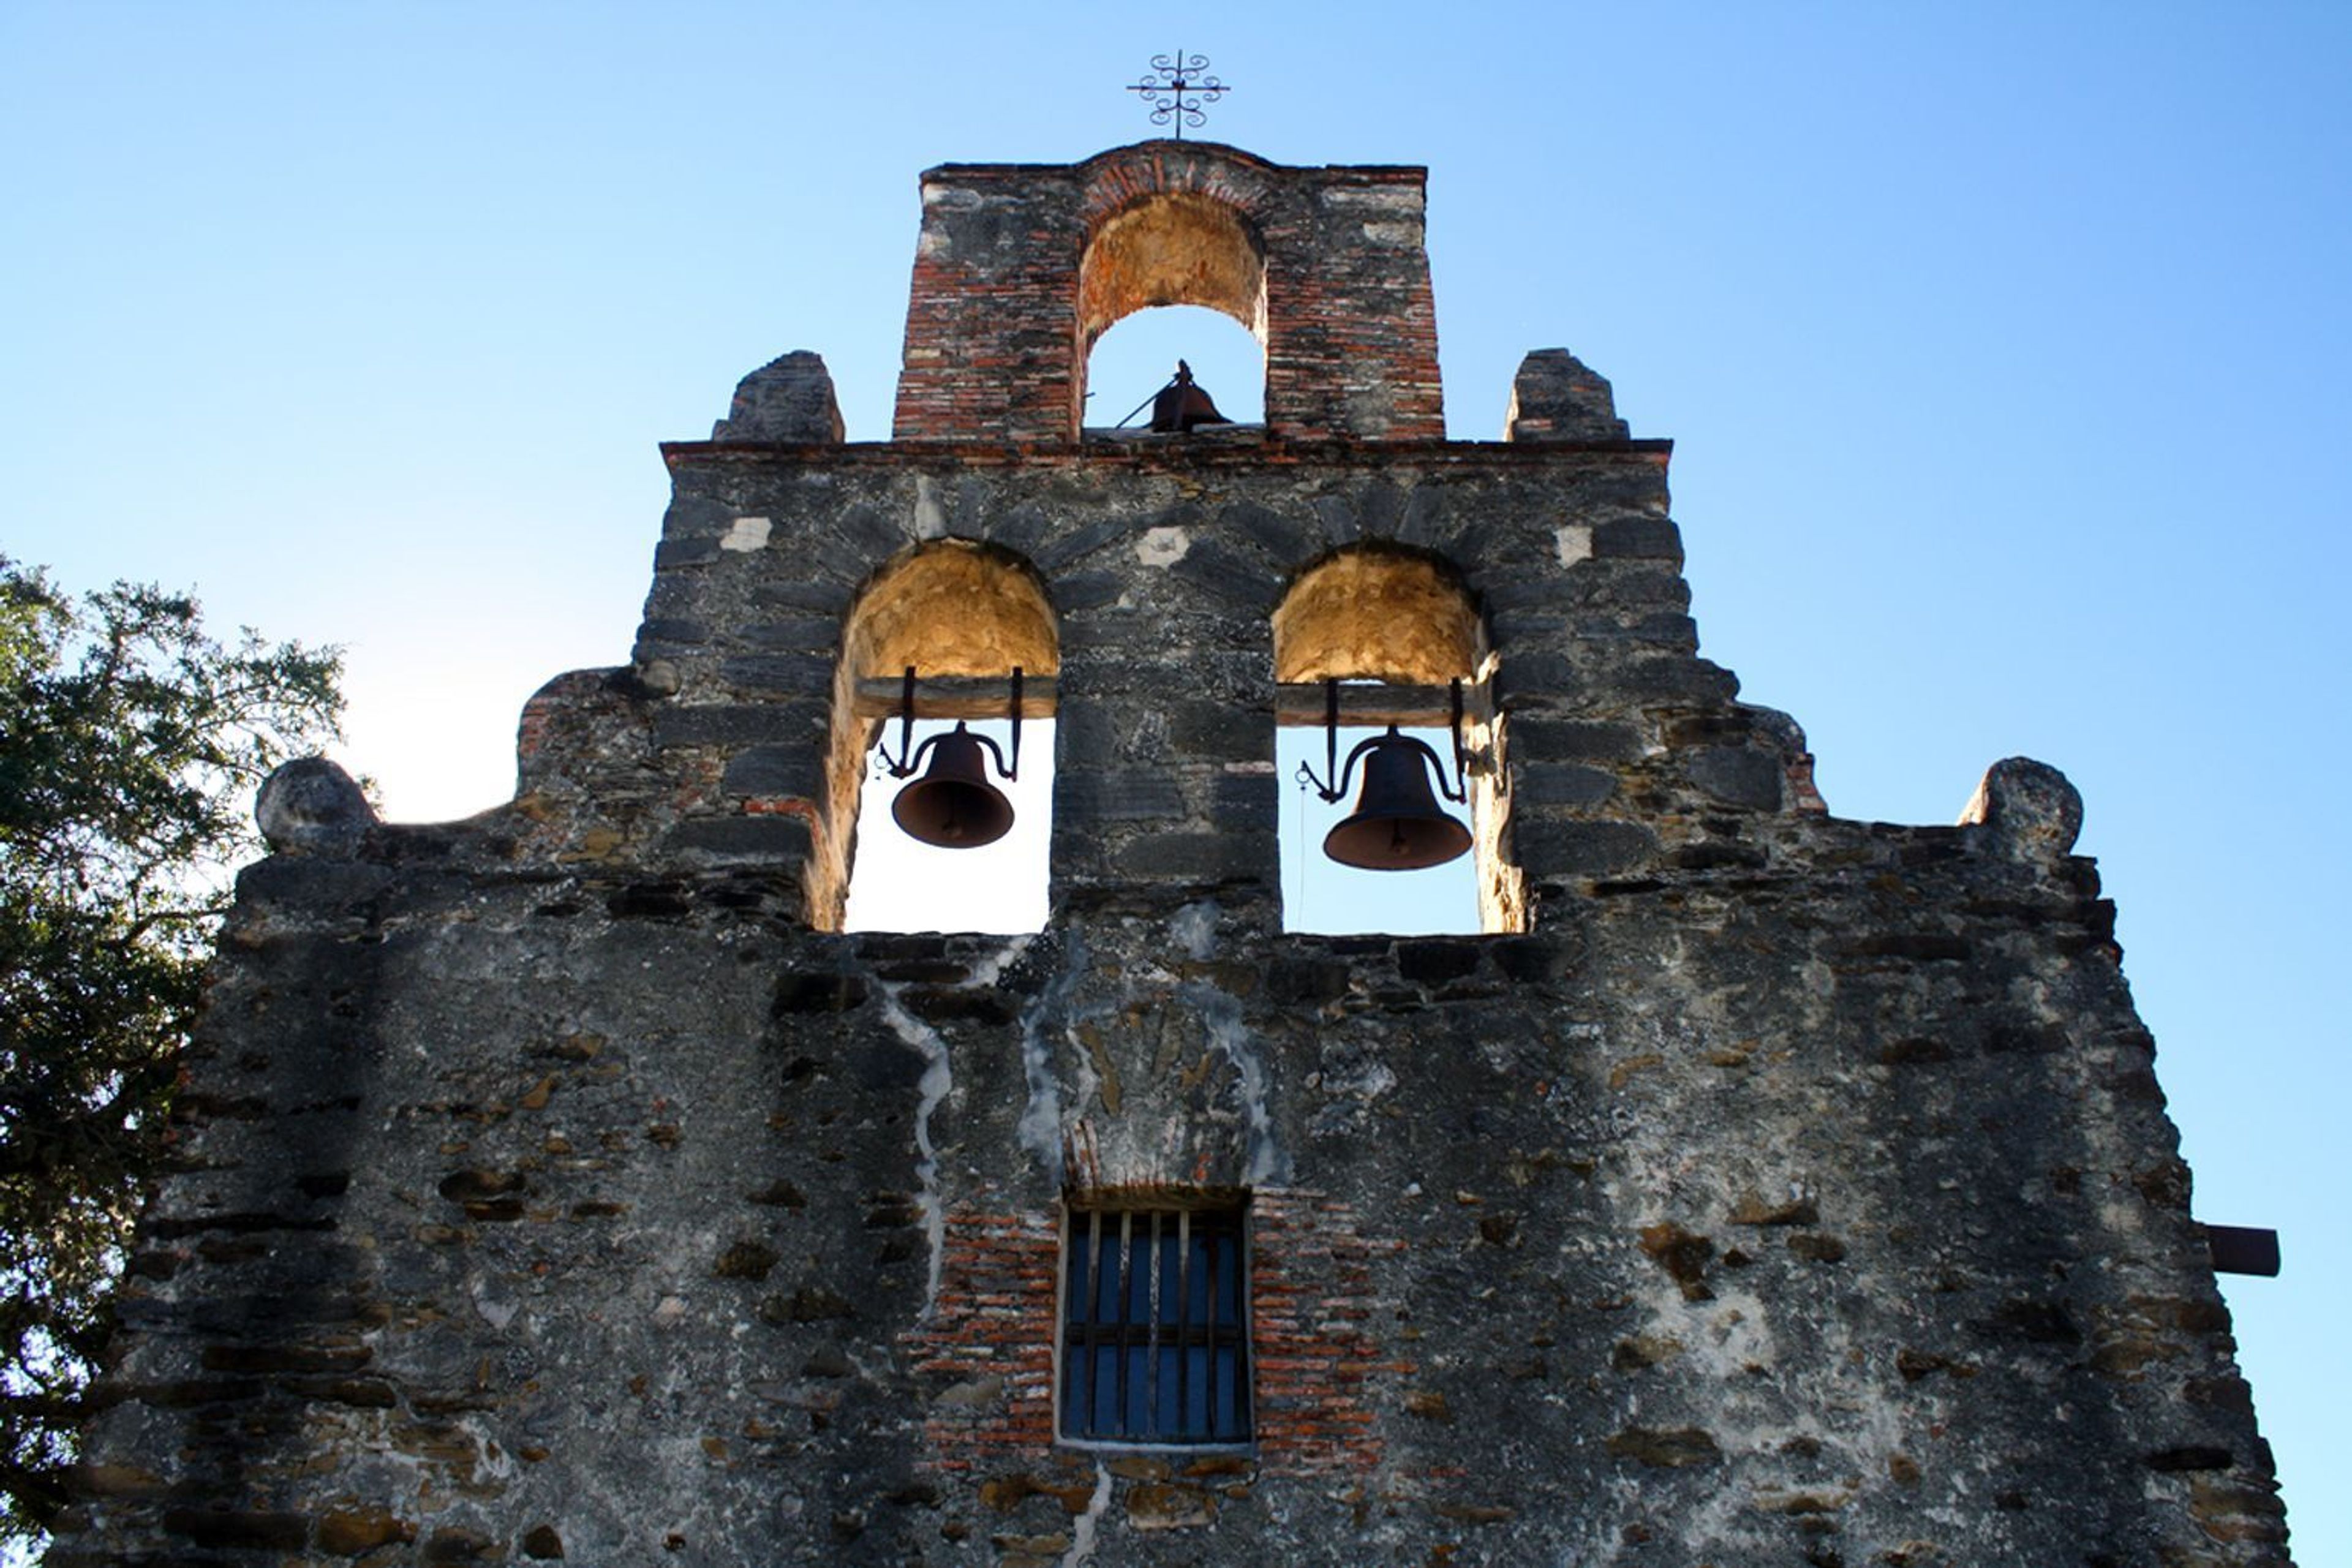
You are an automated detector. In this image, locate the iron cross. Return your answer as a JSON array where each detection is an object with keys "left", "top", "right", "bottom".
[{"left": 1128, "top": 50, "right": 1228, "bottom": 140}]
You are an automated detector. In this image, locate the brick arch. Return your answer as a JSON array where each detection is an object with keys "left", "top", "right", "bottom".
[
  {"left": 1077, "top": 192, "right": 1268, "bottom": 352},
  {"left": 1074, "top": 140, "right": 1283, "bottom": 223}
]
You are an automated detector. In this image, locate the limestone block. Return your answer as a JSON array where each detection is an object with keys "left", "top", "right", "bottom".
[
  {"left": 254, "top": 757, "right": 374, "bottom": 858},
  {"left": 1961, "top": 755, "right": 2084, "bottom": 861}
]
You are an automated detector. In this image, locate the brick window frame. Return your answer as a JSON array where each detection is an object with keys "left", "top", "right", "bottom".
[{"left": 1057, "top": 1197, "right": 1253, "bottom": 1449}]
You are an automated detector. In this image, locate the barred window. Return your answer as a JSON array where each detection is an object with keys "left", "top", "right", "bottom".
[{"left": 1060, "top": 1204, "right": 1251, "bottom": 1446}]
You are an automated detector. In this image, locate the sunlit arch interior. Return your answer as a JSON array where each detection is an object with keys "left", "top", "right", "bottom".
[
  {"left": 822, "top": 540, "right": 1059, "bottom": 933},
  {"left": 1272, "top": 545, "right": 1523, "bottom": 936},
  {"left": 1077, "top": 192, "right": 1268, "bottom": 436}
]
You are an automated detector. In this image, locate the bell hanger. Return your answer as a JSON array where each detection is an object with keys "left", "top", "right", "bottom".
[
  {"left": 1295, "top": 677, "right": 1473, "bottom": 870},
  {"left": 875, "top": 666, "right": 1024, "bottom": 849}
]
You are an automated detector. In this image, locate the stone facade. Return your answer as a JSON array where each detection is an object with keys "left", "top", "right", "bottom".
[{"left": 52, "top": 141, "right": 2288, "bottom": 1566}]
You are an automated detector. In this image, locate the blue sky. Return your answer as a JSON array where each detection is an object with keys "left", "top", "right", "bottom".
[{"left": 6, "top": 2, "right": 2346, "bottom": 1556}]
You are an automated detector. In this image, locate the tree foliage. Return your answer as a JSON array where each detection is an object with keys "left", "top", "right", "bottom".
[{"left": 0, "top": 559, "right": 342, "bottom": 1544}]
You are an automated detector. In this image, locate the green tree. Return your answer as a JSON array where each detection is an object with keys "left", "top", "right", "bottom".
[{"left": 0, "top": 559, "right": 342, "bottom": 1547}]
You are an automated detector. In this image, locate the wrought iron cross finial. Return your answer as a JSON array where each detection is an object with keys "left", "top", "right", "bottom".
[{"left": 1128, "top": 48, "right": 1227, "bottom": 140}]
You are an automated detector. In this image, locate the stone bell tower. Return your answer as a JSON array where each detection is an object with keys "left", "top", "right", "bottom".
[{"left": 54, "top": 141, "right": 2288, "bottom": 1566}]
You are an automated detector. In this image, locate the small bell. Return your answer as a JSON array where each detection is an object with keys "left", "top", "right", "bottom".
[
  {"left": 1323, "top": 728, "right": 1472, "bottom": 871},
  {"left": 892, "top": 723, "right": 1016, "bottom": 848},
  {"left": 1150, "top": 359, "right": 1230, "bottom": 433}
]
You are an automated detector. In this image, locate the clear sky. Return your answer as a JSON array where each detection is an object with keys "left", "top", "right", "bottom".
[{"left": 6, "top": 1, "right": 2346, "bottom": 1556}]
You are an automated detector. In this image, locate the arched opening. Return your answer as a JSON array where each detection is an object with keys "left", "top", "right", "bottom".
[
  {"left": 1084, "top": 306, "right": 1265, "bottom": 432},
  {"left": 820, "top": 541, "right": 1060, "bottom": 933},
  {"left": 1272, "top": 546, "right": 1525, "bottom": 935},
  {"left": 1076, "top": 192, "right": 1267, "bottom": 439}
]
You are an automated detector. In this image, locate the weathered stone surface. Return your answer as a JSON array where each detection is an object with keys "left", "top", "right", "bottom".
[
  {"left": 710, "top": 350, "right": 845, "bottom": 443},
  {"left": 1962, "top": 754, "right": 2085, "bottom": 861},
  {"left": 1506, "top": 348, "right": 1632, "bottom": 442},
  {"left": 1686, "top": 744, "right": 1785, "bottom": 810},
  {"left": 57, "top": 137, "right": 2290, "bottom": 1568},
  {"left": 255, "top": 757, "right": 374, "bottom": 857}
]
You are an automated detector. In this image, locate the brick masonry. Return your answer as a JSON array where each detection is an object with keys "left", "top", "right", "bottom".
[
  {"left": 50, "top": 141, "right": 2291, "bottom": 1567},
  {"left": 893, "top": 142, "right": 1444, "bottom": 445}
]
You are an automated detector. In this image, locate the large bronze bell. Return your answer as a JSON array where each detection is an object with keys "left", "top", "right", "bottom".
[
  {"left": 892, "top": 723, "right": 1016, "bottom": 848},
  {"left": 1323, "top": 728, "right": 1472, "bottom": 871}
]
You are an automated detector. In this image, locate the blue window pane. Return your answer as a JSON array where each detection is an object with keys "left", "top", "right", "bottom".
[
  {"left": 1062, "top": 1207, "right": 1248, "bottom": 1445},
  {"left": 1066, "top": 1231, "right": 1090, "bottom": 1321},
  {"left": 1155, "top": 1346, "right": 1182, "bottom": 1436},
  {"left": 1123, "top": 1344, "right": 1148, "bottom": 1434},
  {"left": 1095, "top": 1233, "right": 1124, "bottom": 1319},
  {"left": 1158, "top": 1240, "right": 1182, "bottom": 1314},
  {"left": 1091, "top": 1345, "right": 1121, "bottom": 1431},
  {"left": 1126, "top": 1231, "right": 1153, "bottom": 1318},
  {"left": 1063, "top": 1341, "right": 1089, "bottom": 1431}
]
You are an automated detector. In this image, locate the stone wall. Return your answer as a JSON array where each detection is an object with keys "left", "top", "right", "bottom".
[
  {"left": 50, "top": 135, "right": 2288, "bottom": 1565},
  {"left": 51, "top": 424, "right": 2286, "bottom": 1565}
]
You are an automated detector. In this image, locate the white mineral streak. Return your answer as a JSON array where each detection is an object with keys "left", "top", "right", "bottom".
[
  {"left": 1189, "top": 986, "right": 1289, "bottom": 1184},
  {"left": 913, "top": 474, "right": 948, "bottom": 538},
  {"left": 1555, "top": 524, "right": 1593, "bottom": 567},
  {"left": 1169, "top": 900, "right": 1219, "bottom": 960},
  {"left": 960, "top": 936, "right": 1030, "bottom": 990},
  {"left": 876, "top": 987, "right": 953, "bottom": 1314},
  {"left": 1059, "top": 1462, "right": 1112, "bottom": 1566},
  {"left": 866, "top": 940, "right": 1033, "bottom": 1315},
  {"left": 1017, "top": 934, "right": 1092, "bottom": 1184}
]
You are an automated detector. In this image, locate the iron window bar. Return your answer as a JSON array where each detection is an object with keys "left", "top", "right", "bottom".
[{"left": 1061, "top": 1204, "right": 1250, "bottom": 1446}]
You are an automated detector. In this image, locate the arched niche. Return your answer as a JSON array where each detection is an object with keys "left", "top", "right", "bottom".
[
  {"left": 1079, "top": 192, "right": 1268, "bottom": 349},
  {"left": 1274, "top": 546, "right": 1482, "bottom": 685},
  {"left": 843, "top": 540, "right": 1058, "bottom": 683},
  {"left": 815, "top": 540, "right": 1060, "bottom": 932},
  {"left": 1272, "top": 545, "right": 1525, "bottom": 935},
  {"left": 1076, "top": 192, "right": 1268, "bottom": 436}
]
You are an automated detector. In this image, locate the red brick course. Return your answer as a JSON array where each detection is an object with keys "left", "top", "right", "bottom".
[
  {"left": 892, "top": 141, "right": 1446, "bottom": 446},
  {"left": 903, "top": 1191, "right": 1409, "bottom": 1480}
]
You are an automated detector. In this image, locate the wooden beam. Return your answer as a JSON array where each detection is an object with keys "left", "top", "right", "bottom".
[
  {"left": 852, "top": 674, "right": 1058, "bottom": 720},
  {"left": 1272, "top": 682, "right": 1487, "bottom": 729},
  {"left": 851, "top": 676, "right": 1486, "bottom": 729}
]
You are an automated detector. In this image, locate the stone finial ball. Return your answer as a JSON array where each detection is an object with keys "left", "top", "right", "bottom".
[
  {"left": 1961, "top": 756, "right": 2084, "bottom": 861},
  {"left": 255, "top": 757, "right": 376, "bottom": 858}
]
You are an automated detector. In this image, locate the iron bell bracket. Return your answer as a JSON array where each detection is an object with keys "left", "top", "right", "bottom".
[
  {"left": 1295, "top": 676, "right": 1470, "bottom": 804},
  {"left": 876, "top": 665, "right": 1024, "bottom": 782}
]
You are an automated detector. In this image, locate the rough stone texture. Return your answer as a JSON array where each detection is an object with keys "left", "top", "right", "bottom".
[
  {"left": 254, "top": 757, "right": 376, "bottom": 858},
  {"left": 55, "top": 143, "right": 2288, "bottom": 1568},
  {"left": 1506, "top": 348, "right": 1630, "bottom": 442},
  {"left": 712, "top": 350, "right": 845, "bottom": 443},
  {"left": 1961, "top": 753, "right": 2086, "bottom": 863}
]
